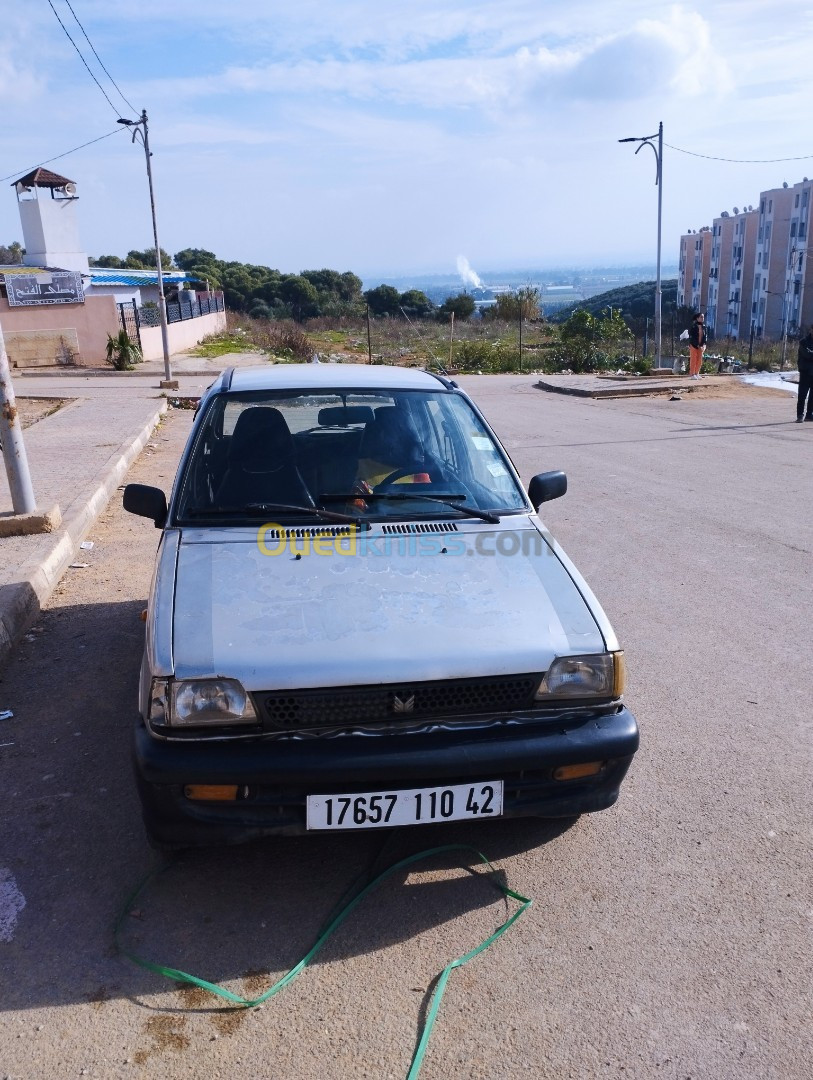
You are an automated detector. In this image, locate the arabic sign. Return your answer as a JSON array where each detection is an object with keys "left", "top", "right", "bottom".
[{"left": 6, "top": 272, "right": 85, "bottom": 306}]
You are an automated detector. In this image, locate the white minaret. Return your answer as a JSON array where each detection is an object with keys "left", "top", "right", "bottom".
[{"left": 13, "top": 168, "right": 90, "bottom": 274}]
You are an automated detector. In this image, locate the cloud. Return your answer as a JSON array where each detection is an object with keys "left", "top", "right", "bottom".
[
  {"left": 521, "top": 7, "right": 732, "bottom": 102},
  {"left": 131, "top": 6, "right": 729, "bottom": 118}
]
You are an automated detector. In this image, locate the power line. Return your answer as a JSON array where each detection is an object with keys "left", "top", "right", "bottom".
[
  {"left": 0, "top": 127, "right": 127, "bottom": 184},
  {"left": 60, "top": 0, "right": 138, "bottom": 117},
  {"left": 46, "top": 0, "right": 120, "bottom": 117},
  {"left": 665, "top": 142, "right": 813, "bottom": 164}
]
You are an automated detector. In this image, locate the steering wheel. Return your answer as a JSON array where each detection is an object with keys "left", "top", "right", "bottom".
[{"left": 373, "top": 467, "right": 425, "bottom": 491}]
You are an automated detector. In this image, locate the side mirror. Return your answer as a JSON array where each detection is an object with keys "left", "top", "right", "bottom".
[
  {"left": 528, "top": 470, "right": 567, "bottom": 510},
  {"left": 123, "top": 483, "right": 168, "bottom": 528}
]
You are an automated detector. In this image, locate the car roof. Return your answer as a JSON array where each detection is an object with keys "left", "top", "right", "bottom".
[{"left": 221, "top": 363, "right": 450, "bottom": 394}]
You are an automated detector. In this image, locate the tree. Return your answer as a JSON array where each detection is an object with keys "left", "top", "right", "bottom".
[
  {"left": 301, "top": 268, "right": 344, "bottom": 295},
  {"left": 91, "top": 254, "right": 125, "bottom": 268},
  {"left": 278, "top": 275, "right": 320, "bottom": 321},
  {"left": 398, "top": 289, "right": 434, "bottom": 318},
  {"left": 174, "top": 247, "right": 217, "bottom": 271},
  {"left": 484, "top": 287, "right": 541, "bottom": 322},
  {"left": 364, "top": 284, "right": 401, "bottom": 317},
  {"left": 188, "top": 264, "right": 221, "bottom": 290},
  {"left": 554, "top": 308, "right": 631, "bottom": 372},
  {"left": 338, "top": 271, "right": 363, "bottom": 304},
  {"left": 0, "top": 241, "right": 24, "bottom": 264},
  {"left": 301, "top": 268, "right": 364, "bottom": 313},
  {"left": 439, "top": 293, "right": 476, "bottom": 320},
  {"left": 124, "top": 247, "right": 173, "bottom": 270}
]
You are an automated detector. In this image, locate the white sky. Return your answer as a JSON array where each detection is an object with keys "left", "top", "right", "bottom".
[{"left": 1, "top": 1, "right": 811, "bottom": 279}]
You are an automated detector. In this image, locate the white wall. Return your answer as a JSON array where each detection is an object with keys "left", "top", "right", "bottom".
[
  {"left": 138, "top": 308, "right": 227, "bottom": 360},
  {"left": 88, "top": 285, "right": 143, "bottom": 306},
  {"left": 19, "top": 194, "right": 89, "bottom": 273}
]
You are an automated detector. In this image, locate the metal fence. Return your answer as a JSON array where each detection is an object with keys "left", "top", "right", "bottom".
[
  {"left": 137, "top": 292, "right": 225, "bottom": 327},
  {"left": 118, "top": 293, "right": 225, "bottom": 351},
  {"left": 118, "top": 301, "right": 141, "bottom": 346}
]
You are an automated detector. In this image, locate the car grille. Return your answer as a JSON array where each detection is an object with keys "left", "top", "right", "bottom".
[{"left": 256, "top": 674, "right": 541, "bottom": 731}]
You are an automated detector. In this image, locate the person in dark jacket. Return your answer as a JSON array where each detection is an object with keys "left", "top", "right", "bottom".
[
  {"left": 797, "top": 327, "right": 813, "bottom": 422},
  {"left": 688, "top": 312, "right": 707, "bottom": 379}
]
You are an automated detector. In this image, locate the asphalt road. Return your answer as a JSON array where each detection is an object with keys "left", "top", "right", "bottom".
[{"left": 0, "top": 377, "right": 811, "bottom": 1080}]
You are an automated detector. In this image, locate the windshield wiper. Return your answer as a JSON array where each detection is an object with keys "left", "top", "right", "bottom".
[
  {"left": 186, "top": 503, "right": 368, "bottom": 527},
  {"left": 320, "top": 492, "right": 500, "bottom": 524}
]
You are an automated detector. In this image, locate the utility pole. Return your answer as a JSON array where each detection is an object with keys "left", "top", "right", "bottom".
[
  {"left": 0, "top": 318, "right": 61, "bottom": 535},
  {"left": 448, "top": 311, "right": 455, "bottom": 370},
  {"left": 366, "top": 304, "right": 372, "bottom": 363},
  {"left": 117, "top": 110, "right": 176, "bottom": 388},
  {"left": 0, "top": 319, "right": 36, "bottom": 514},
  {"left": 518, "top": 297, "right": 523, "bottom": 372},
  {"left": 619, "top": 121, "right": 663, "bottom": 368}
]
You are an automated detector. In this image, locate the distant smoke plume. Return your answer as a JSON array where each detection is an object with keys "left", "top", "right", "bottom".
[{"left": 456, "top": 255, "right": 483, "bottom": 289}]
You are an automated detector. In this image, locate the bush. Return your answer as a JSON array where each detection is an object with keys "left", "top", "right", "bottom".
[
  {"left": 249, "top": 319, "right": 312, "bottom": 361},
  {"left": 105, "top": 329, "right": 142, "bottom": 370},
  {"left": 453, "top": 339, "right": 520, "bottom": 373}
]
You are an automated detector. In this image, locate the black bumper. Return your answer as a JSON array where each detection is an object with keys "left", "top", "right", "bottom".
[{"left": 133, "top": 706, "right": 639, "bottom": 846}]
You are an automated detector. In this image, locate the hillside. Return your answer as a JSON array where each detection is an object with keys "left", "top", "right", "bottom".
[{"left": 548, "top": 279, "right": 679, "bottom": 322}]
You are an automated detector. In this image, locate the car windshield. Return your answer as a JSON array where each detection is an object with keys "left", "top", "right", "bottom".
[{"left": 174, "top": 387, "right": 527, "bottom": 523}]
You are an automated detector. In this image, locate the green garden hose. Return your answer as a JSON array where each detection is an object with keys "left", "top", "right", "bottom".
[{"left": 115, "top": 843, "right": 532, "bottom": 1079}]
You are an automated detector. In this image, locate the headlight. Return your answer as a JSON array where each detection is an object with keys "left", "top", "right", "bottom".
[
  {"left": 148, "top": 678, "right": 259, "bottom": 726},
  {"left": 535, "top": 652, "right": 625, "bottom": 699}
]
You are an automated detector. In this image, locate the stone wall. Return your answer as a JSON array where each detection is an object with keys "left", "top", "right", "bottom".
[{"left": 3, "top": 327, "right": 81, "bottom": 367}]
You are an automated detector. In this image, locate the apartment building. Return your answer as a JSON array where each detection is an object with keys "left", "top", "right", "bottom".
[
  {"left": 678, "top": 175, "right": 813, "bottom": 341},
  {"left": 782, "top": 177, "right": 813, "bottom": 335},
  {"left": 677, "top": 228, "right": 712, "bottom": 314},
  {"left": 705, "top": 208, "right": 758, "bottom": 340},
  {"left": 750, "top": 183, "right": 795, "bottom": 339},
  {"left": 677, "top": 233, "right": 692, "bottom": 308},
  {"left": 707, "top": 214, "right": 736, "bottom": 338}
]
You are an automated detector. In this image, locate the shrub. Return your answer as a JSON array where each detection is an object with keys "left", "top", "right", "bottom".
[
  {"left": 453, "top": 339, "right": 520, "bottom": 373},
  {"left": 105, "top": 329, "right": 142, "bottom": 370}
]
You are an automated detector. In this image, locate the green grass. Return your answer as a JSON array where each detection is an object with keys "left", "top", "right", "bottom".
[{"left": 189, "top": 332, "right": 261, "bottom": 358}]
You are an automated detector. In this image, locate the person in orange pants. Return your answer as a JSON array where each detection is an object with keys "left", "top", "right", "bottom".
[{"left": 688, "top": 312, "right": 707, "bottom": 379}]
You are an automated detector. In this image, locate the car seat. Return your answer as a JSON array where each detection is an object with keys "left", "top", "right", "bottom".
[
  {"left": 356, "top": 407, "right": 431, "bottom": 487},
  {"left": 215, "top": 406, "right": 314, "bottom": 507}
]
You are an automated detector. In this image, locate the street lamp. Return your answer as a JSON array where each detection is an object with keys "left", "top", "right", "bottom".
[
  {"left": 619, "top": 121, "right": 664, "bottom": 369},
  {"left": 117, "top": 110, "right": 175, "bottom": 387}
]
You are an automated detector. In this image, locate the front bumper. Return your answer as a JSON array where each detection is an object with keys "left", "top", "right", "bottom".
[{"left": 133, "top": 706, "right": 639, "bottom": 846}]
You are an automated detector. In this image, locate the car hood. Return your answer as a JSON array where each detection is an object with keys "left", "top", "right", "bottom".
[{"left": 171, "top": 522, "right": 605, "bottom": 689}]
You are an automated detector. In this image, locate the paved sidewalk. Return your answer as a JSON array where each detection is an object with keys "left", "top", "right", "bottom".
[
  {"left": 0, "top": 355, "right": 273, "bottom": 666},
  {"left": 0, "top": 376, "right": 174, "bottom": 667},
  {"left": 17, "top": 349, "right": 270, "bottom": 379}
]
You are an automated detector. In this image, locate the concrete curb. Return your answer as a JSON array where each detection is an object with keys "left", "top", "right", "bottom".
[
  {"left": 18, "top": 367, "right": 221, "bottom": 378},
  {"left": 534, "top": 378, "right": 730, "bottom": 399},
  {"left": 0, "top": 399, "right": 167, "bottom": 670}
]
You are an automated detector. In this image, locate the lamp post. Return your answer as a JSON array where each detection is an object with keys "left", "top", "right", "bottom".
[
  {"left": 619, "top": 121, "right": 663, "bottom": 369},
  {"left": 117, "top": 110, "right": 175, "bottom": 387}
]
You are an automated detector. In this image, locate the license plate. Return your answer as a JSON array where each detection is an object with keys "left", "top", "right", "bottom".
[{"left": 306, "top": 781, "right": 504, "bottom": 830}]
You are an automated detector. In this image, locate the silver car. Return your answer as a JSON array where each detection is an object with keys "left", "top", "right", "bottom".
[{"left": 124, "top": 364, "right": 638, "bottom": 847}]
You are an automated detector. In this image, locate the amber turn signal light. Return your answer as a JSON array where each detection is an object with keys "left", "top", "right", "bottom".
[
  {"left": 184, "top": 784, "right": 239, "bottom": 801},
  {"left": 553, "top": 762, "right": 605, "bottom": 781}
]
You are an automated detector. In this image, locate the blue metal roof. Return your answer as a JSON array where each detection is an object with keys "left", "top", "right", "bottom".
[{"left": 88, "top": 269, "right": 198, "bottom": 287}]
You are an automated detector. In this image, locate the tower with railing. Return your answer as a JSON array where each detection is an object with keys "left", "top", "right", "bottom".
[{"left": 13, "top": 168, "right": 89, "bottom": 274}]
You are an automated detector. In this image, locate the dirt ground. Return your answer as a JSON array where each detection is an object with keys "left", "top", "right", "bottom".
[
  {"left": 15, "top": 397, "right": 66, "bottom": 428},
  {"left": 654, "top": 380, "right": 792, "bottom": 401}
]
